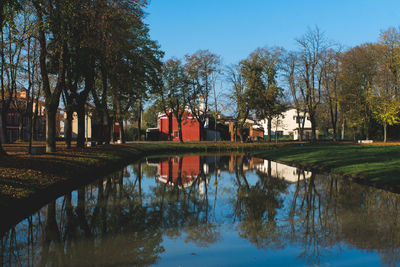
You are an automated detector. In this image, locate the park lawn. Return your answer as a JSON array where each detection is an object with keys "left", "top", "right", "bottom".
[{"left": 252, "top": 144, "right": 400, "bottom": 184}]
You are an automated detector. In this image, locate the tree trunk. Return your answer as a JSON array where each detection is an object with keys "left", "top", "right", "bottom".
[
  {"left": 137, "top": 101, "right": 142, "bottom": 141},
  {"left": 310, "top": 113, "right": 317, "bottom": 143},
  {"left": 384, "top": 123, "right": 387, "bottom": 143},
  {"left": 267, "top": 116, "right": 272, "bottom": 142},
  {"left": 1, "top": 104, "right": 8, "bottom": 143},
  {"left": 45, "top": 107, "right": 57, "bottom": 153},
  {"left": 330, "top": 108, "right": 337, "bottom": 142},
  {"left": 365, "top": 117, "right": 370, "bottom": 140},
  {"left": 296, "top": 109, "right": 303, "bottom": 141},
  {"left": 105, "top": 115, "right": 112, "bottom": 144},
  {"left": 65, "top": 109, "right": 73, "bottom": 148},
  {"left": 199, "top": 122, "right": 205, "bottom": 141},
  {"left": 28, "top": 108, "right": 33, "bottom": 154},
  {"left": 332, "top": 122, "right": 337, "bottom": 142},
  {"left": 119, "top": 119, "right": 126, "bottom": 144},
  {"left": 77, "top": 106, "right": 85, "bottom": 148},
  {"left": 239, "top": 128, "right": 244, "bottom": 143},
  {"left": 18, "top": 114, "right": 24, "bottom": 141},
  {"left": 177, "top": 118, "right": 183, "bottom": 143},
  {"left": 168, "top": 112, "right": 172, "bottom": 141},
  {"left": 341, "top": 118, "right": 345, "bottom": 140},
  {"left": 0, "top": 14, "right": 7, "bottom": 155}
]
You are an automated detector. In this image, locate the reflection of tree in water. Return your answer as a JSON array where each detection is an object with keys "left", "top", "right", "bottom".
[
  {"left": 149, "top": 156, "right": 220, "bottom": 247},
  {"left": 289, "top": 173, "right": 400, "bottom": 266},
  {"left": 287, "top": 173, "right": 337, "bottom": 265},
  {"left": 1, "top": 168, "right": 164, "bottom": 266},
  {"left": 3, "top": 155, "right": 400, "bottom": 266},
  {"left": 233, "top": 156, "right": 288, "bottom": 249},
  {"left": 331, "top": 178, "right": 400, "bottom": 267}
]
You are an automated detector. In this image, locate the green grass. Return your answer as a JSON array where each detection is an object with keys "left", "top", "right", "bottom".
[{"left": 251, "top": 144, "right": 400, "bottom": 184}]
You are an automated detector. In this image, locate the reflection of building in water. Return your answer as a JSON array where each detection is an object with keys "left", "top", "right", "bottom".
[
  {"left": 228, "top": 155, "right": 264, "bottom": 173},
  {"left": 254, "top": 159, "right": 312, "bottom": 183},
  {"left": 154, "top": 156, "right": 210, "bottom": 196},
  {"left": 157, "top": 156, "right": 199, "bottom": 187}
]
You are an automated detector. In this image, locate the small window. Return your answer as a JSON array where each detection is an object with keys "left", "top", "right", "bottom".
[{"left": 173, "top": 131, "right": 179, "bottom": 138}]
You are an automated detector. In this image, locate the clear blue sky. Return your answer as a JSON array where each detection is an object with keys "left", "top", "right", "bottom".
[{"left": 145, "top": 0, "right": 400, "bottom": 65}]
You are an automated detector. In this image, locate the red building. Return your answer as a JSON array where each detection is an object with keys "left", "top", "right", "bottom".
[{"left": 158, "top": 111, "right": 200, "bottom": 141}]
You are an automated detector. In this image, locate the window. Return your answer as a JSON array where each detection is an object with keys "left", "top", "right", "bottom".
[{"left": 173, "top": 131, "right": 179, "bottom": 138}]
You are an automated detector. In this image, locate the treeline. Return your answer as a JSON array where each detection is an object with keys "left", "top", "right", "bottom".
[
  {"left": 230, "top": 26, "right": 400, "bottom": 143},
  {"left": 2, "top": 1, "right": 400, "bottom": 155},
  {"left": 0, "top": 0, "right": 163, "bottom": 154},
  {"left": 153, "top": 26, "right": 400, "bottom": 143}
]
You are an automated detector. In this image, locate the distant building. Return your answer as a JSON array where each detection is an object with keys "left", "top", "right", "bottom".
[
  {"left": 227, "top": 118, "right": 264, "bottom": 141},
  {"left": 260, "top": 108, "right": 313, "bottom": 140},
  {"left": 60, "top": 110, "right": 121, "bottom": 142},
  {"left": 157, "top": 110, "right": 223, "bottom": 142},
  {"left": 0, "top": 91, "right": 47, "bottom": 143}
]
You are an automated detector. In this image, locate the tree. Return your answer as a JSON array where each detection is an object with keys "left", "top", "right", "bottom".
[
  {"left": 185, "top": 50, "right": 221, "bottom": 141},
  {"left": 368, "top": 40, "right": 400, "bottom": 142},
  {"left": 282, "top": 51, "right": 307, "bottom": 141},
  {"left": 339, "top": 44, "right": 379, "bottom": 140},
  {"left": 321, "top": 48, "right": 341, "bottom": 141},
  {"left": 225, "top": 64, "right": 250, "bottom": 142},
  {"left": 0, "top": 0, "right": 22, "bottom": 154},
  {"left": 158, "top": 59, "right": 190, "bottom": 142},
  {"left": 32, "top": 0, "right": 69, "bottom": 152},
  {"left": 89, "top": 0, "right": 161, "bottom": 145},
  {"left": 240, "top": 47, "right": 286, "bottom": 142},
  {"left": 296, "top": 27, "right": 330, "bottom": 142}
]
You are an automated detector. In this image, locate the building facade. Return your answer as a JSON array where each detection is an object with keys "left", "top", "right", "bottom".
[
  {"left": 260, "top": 109, "right": 313, "bottom": 140},
  {"left": 158, "top": 111, "right": 201, "bottom": 141},
  {"left": 0, "top": 92, "right": 47, "bottom": 143}
]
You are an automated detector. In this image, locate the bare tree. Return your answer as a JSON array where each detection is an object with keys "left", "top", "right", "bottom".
[
  {"left": 185, "top": 50, "right": 221, "bottom": 141},
  {"left": 282, "top": 51, "right": 306, "bottom": 141},
  {"left": 225, "top": 64, "right": 250, "bottom": 142},
  {"left": 296, "top": 27, "right": 330, "bottom": 142}
]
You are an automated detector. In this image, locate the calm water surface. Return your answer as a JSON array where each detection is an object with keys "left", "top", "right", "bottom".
[{"left": 1, "top": 154, "right": 400, "bottom": 266}]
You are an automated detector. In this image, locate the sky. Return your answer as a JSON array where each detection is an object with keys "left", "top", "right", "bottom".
[{"left": 145, "top": 0, "right": 400, "bottom": 66}]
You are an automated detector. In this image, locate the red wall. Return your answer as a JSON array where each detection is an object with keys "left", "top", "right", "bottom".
[{"left": 159, "top": 112, "right": 200, "bottom": 141}]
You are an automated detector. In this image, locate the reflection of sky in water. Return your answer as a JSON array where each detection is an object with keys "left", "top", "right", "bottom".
[{"left": 2, "top": 154, "right": 400, "bottom": 266}]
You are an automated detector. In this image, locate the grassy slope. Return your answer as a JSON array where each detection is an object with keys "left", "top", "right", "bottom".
[{"left": 252, "top": 144, "right": 400, "bottom": 184}]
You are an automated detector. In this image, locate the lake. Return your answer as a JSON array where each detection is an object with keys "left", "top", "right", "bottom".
[{"left": 1, "top": 154, "right": 399, "bottom": 266}]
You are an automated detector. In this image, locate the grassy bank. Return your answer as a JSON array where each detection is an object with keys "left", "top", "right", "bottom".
[
  {"left": 251, "top": 144, "right": 400, "bottom": 186},
  {"left": 0, "top": 141, "right": 281, "bottom": 232}
]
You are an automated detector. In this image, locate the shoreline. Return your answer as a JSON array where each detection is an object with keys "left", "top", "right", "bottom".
[{"left": 251, "top": 144, "right": 400, "bottom": 193}]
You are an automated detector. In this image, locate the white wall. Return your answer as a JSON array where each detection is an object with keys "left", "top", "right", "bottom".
[{"left": 260, "top": 109, "right": 312, "bottom": 140}]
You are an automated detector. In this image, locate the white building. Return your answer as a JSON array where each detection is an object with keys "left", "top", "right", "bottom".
[{"left": 260, "top": 108, "right": 313, "bottom": 140}]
